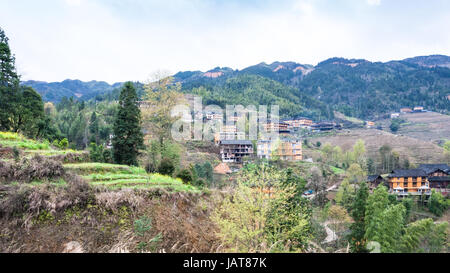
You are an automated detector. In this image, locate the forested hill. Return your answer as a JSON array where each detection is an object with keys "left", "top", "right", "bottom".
[
  {"left": 174, "top": 55, "right": 450, "bottom": 119},
  {"left": 24, "top": 55, "right": 450, "bottom": 120},
  {"left": 21, "top": 79, "right": 124, "bottom": 102}
]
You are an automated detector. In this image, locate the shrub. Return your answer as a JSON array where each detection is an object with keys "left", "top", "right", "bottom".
[
  {"left": 134, "top": 217, "right": 152, "bottom": 237},
  {"left": 158, "top": 158, "right": 175, "bottom": 176},
  {"left": 193, "top": 178, "right": 206, "bottom": 188},
  {"left": 428, "top": 190, "right": 448, "bottom": 217},
  {"left": 145, "top": 162, "right": 157, "bottom": 173},
  {"left": 176, "top": 169, "right": 193, "bottom": 184},
  {"left": 59, "top": 138, "right": 69, "bottom": 149}
]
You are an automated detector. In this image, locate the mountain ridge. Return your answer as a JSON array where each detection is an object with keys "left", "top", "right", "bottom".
[{"left": 22, "top": 54, "right": 450, "bottom": 120}]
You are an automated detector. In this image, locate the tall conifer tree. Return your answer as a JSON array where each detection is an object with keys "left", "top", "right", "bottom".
[{"left": 113, "top": 82, "right": 144, "bottom": 166}]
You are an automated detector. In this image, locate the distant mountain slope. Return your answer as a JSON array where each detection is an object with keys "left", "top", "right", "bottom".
[
  {"left": 175, "top": 55, "right": 450, "bottom": 119},
  {"left": 21, "top": 79, "right": 123, "bottom": 102},
  {"left": 403, "top": 55, "right": 450, "bottom": 68},
  {"left": 186, "top": 74, "right": 333, "bottom": 120},
  {"left": 24, "top": 55, "right": 450, "bottom": 120}
]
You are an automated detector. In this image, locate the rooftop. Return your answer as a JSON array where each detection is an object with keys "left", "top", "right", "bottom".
[
  {"left": 388, "top": 169, "right": 428, "bottom": 178},
  {"left": 418, "top": 164, "right": 450, "bottom": 175},
  {"left": 220, "top": 140, "right": 253, "bottom": 145}
]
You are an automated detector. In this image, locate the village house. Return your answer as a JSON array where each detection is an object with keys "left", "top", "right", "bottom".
[
  {"left": 388, "top": 169, "right": 431, "bottom": 198},
  {"left": 418, "top": 164, "right": 450, "bottom": 195},
  {"left": 391, "top": 113, "right": 400, "bottom": 119},
  {"left": 365, "top": 121, "right": 375, "bottom": 128},
  {"left": 263, "top": 121, "right": 290, "bottom": 134},
  {"left": 219, "top": 140, "right": 254, "bottom": 163},
  {"left": 413, "top": 106, "right": 425, "bottom": 112},
  {"left": 311, "top": 122, "right": 336, "bottom": 132},
  {"left": 400, "top": 107, "right": 413, "bottom": 113},
  {"left": 283, "top": 117, "right": 314, "bottom": 130},
  {"left": 214, "top": 125, "right": 246, "bottom": 145},
  {"left": 366, "top": 175, "right": 385, "bottom": 190},
  {"left": 214, "top": 163, "right": 232, "bottom": 175},
  {"left": 257, "top": 138, "right": 302, "bottom": 161}
]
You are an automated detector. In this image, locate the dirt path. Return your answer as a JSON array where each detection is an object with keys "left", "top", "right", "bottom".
[{"left": 322, "top": 221, "right": 338, "bottom": 244}]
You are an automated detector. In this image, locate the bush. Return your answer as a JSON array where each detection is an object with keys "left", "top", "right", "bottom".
[
  {"left": 193, "top": 178, "right": 206, "bottom": 188},
  {"left": 158, "top": 158, "right": 175, "bottom": 176},
  {"left": 145, "top": 162, "right": 157, "bottom": 173},
  {"left": 177, "top": 169, "right": 193, "bottom": 184},
  {"left": 59, "top": 138, "right": 69, "bottom": 149},
  {"left": 428, "top": 190, "right": 448, "bottom": 217}
]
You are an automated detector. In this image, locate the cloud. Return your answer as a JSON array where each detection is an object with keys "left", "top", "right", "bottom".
[
  {"left": 65, "top": 0, "right": 82, "bottom": 6},
  {"left": 1, "top": 0, "right": 449, "bottom": 83},
  {"left": 367, "top": 0, "right": 381, "bottom": 6}
]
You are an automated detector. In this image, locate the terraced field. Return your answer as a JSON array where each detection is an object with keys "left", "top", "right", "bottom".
[
  {"left": 0, "top": 132, "right": 201, "bottom": 193},
  {"left": 65, "top": 163, "right": 200, "bottom": 192},
  {"left": 309, "top": 128, "right": 446, "bottom": 164},
  {"left": 0, "top": 132, "right": 88, "bottom": 160}
]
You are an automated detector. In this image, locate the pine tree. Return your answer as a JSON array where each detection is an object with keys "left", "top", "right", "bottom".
[
  {"left": 113, "top": 82, "right": 144, "bottom": 166},
  {"left": 348, "top": 182, "right": 369, "bottom": 252}
]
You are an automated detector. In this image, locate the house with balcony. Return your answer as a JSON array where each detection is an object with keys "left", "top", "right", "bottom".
[
  {"left": 388, "top": 169, "right": 431, "bottom": 198},
  {"left": 283, "top": 117, "right": 314, "bottom": 130},
  {"left": 418, "top": 164, "right": 450, "bottom": 195},
  {"left": 219, "top": 140, "right": 254, "bottom": 163},
  {"left": 257, "top": 138, "right": 302, "bottom": 161},
  {"left": 263, "top": 121, "right": 290, "bottom": 134}
]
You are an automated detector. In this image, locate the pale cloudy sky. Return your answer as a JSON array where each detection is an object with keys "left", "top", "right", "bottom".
[{"left": 0, "top": 0, "right": 449, "bottom": 83}]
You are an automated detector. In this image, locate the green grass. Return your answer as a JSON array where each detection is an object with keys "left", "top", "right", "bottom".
[
  {"left": 64, "top": 163, "right": 147, "bottom": 175},
  {"left": 330, "top": 166, "right": 345, "bottom": 175},
  {"left": 82, "top": 168, "right": 200, "bottom": 193},
  {"left": 26, "top": 149, "right": 85, "bottom": 156},
  {"left": 0, "top": 139, "right": 50, "bottom": 150},
  {"left": 0, "top": 132, "right": 23, "bottom": 141}
]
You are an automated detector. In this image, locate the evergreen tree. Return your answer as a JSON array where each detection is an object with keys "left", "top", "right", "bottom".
[
  {"left": 348, "top": 182, "right": 369, "bottom": 252},
  {"left": 113, "top": 82, "right": 144, "bottom": 166},
  {"left": 89, "top": 111, "right": 99, "bottom": 144},
  {"left": 0, "top": 27, "right": 19, "bottom": 130}
]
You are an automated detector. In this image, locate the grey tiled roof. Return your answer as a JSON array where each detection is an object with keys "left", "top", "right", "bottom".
[
  {"left": 220, "top": 140, "right": 253, "bottom": 145},
  {"left": 388, "top": 169, "right": 428, "bottom": 178},
  {"left": 418, "top": 164, "right": 450, "bottom": 175}
]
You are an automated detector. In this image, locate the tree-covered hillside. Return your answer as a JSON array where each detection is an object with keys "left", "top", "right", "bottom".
[
  {"left": 187, "top": 74, "right": 333, "bottom": 120},
  {"left": 23, "top": 55, "right": 450, "bottom": 120},
  {"left": 174, "top": 56, "right": 450, "bottom": 119},
  {"left": 21, "top": 79, "right": 124, "bottom": 102}
]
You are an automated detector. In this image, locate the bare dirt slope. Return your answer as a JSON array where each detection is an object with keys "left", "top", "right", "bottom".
[{"left": 311, "top": 129, "right": 446, "bottom": 164}]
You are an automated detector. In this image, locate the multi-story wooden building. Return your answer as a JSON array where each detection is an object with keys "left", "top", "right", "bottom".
[
  {"left": 311, "top": 122, "right": 336, "bottom": 132},
  {"left": 418, "top": 164, "right": 450, "bottom": 195},
  {"left": 263, "top": 122, "right": 290, "bottom": 133},
  {"left": 388, "top": 169, "right": 431, "bottom": 197},
  {"left": 284, "top": 117, "right": 314, "bottom": 129},
  {"left": 219, "top": 140, "right": 254, "bottom": 163},
  {"left": 257, "top": 139, "right": 302, "bottom": 161}
]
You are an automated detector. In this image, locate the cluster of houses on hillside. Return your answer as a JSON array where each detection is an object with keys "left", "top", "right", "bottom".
[
  {"left": 367, "top": 164, "right": 450, "bottom": 198},
  {"left": 214, "top": 116, "right": 333, "bottom": 164},
  {"left": 391, "top": 106, "right": 427, "bottom": 118}
]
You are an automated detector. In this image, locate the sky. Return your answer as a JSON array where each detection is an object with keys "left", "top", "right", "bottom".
[{"left": 1, "top": 0, "right": 449, "bottom": 83}]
